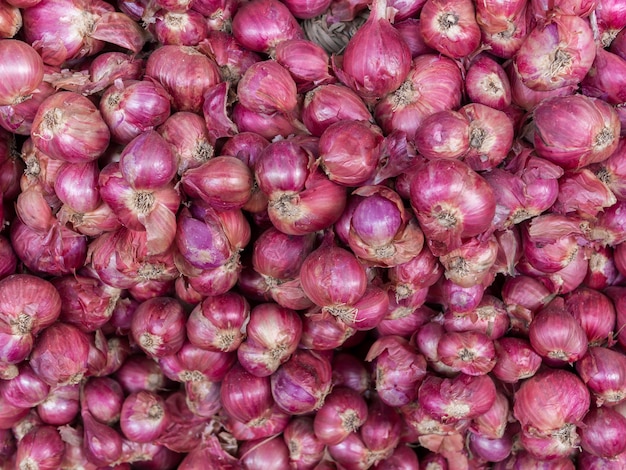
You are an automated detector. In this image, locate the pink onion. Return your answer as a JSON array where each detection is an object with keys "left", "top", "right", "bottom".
[
  {"left": 120, "top": 391, "right": 168, "bottom": 443},
  {"left": 366, "top": 335, "right": 427, "bottom": 407},
  {"left": 237, "top": 60, "right": 299, "bottom": 116},
  {"left": 99, "top": 79, "right": 171, "bottom": 145},
  {"left": 580, "top": 406, "right": 626, "bottom": 458},
  {"left": 275, "top": 39, "right": 334, "bottom": 92},
  {"left": 271, "top": 349, "right": 332, "bottom": 415},
  {"left": 0, "top": 40, "right": 43, "bottom": 106},
  {"left": 514, "top": 14, "right": 595, "bottom": 91},
  {"left": 283, "top": 417, "right": 325, "bottom": 468},
  {"left": 418, "top": 373, "right": 497, "bottom": 422},
  {"left": 577, "top": 346, "right": 626, "bottom": 406},
  {"left": 409, "top": 159, "right": 496, "bottom": 255},
  {"left": 81, "top": 377, "right": 124, "bottom": 425},
  {"left": 31, "top": 91, "right": 110, "bottom": 163},
  {"left": 29, "top": 323, "right": 90, "bottom": 386},
  {"left": 514, "top": 368, "right": 590, "bottom": 437},
  {"left": 239, "top": 436, "right": 290, "bottom": 469},
  {"left": 333, "top": 0, "right": 411, "bottom": 102},
  {"left": 145, "top": 45, "right": 222, "bottom": 113},
  {"left": 36, "top": 384, "right": 79, "bottom": 426},
  {"left": 419, "top": 0, "right": 481, "bottom": 59},
  {"left": 231, "top": 0, "right": 304, "bottom": 54},
  {"left": 15, "top": 426, "right": 64, "bottom": 470},
  {"left": 302, "top": 84, "right": 372, "bottom": 137},
  {"left": 237, "top": 303, "right": 302, "bottom": 377},
  {"left": 130, "top": 297, "right": 186, "bottom": 359},
  {"left": 186, "top": 292, "right": 249, "bottom": 352},
  {"left": 532, "top": 94, "right": 620, "bottom": 169}
]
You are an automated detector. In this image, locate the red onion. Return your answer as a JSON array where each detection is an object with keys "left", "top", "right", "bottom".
[
  {"left": 459, "top": 103, "right": 514, "bottom": 171},
  {"left": 0, "top": 274, "right": 60, "bottom": 346},
  {"left": 565, "top": 287, "right": 615, "bottom": 346},
  {"left": 181, "top": 156, "right": 253, "bottom": 211},
  {"left": 36, "top": 384, "right": 80, "bottom": 426},
  {"left": 81, "top": 409, "right": 123, "bottom": 466},
  {"left": 375, "top": 54, "right": 463, "bottom": 140},
  {"left": 465, "top": 55, "right": 511, "bottom": 111},
  {"left": 437, "top": 331, "right": 496, "bottom": 376},
  {"left": 220, "top": 362, "right": 272, "bottom": 425},
  {"left": 0, "top": 392, "right": 28, "bottom": 429},
  {"left": 31, "top": 91, "right": 110, "bottom": 163},
  {"left": 158, "top": 111, "right": 213, "bottom": 175},
  {"left": 514, "top": 368, "right": 590, "bottom": 439},
  {"left": 361, "top": 397, "right": 402, "bottom": 457},
  {"left": 82, "top": 377, "right": 124, "bottom": 425},
  {"left": 333, "top": 0, "right": 411, "bottom": 103},
  {"left": 237, "top": 60, "right": 298, "bottom": 116},
  {"left": 0, "top": 363, "right": 49, "bottom": 409},
  {"left": 275, "top": 39, "right": 334, "bottom": 93},
  {"left": 492, "top": 337, "right": 542, "bottom": 384},
  {"left": 53, "top": 272, "right": 121, "bottom": 332},
  {"left": 15, "top": 426, "right": 64, "bottom": 470},
  {"left": 89, "top": 227, "right": 179, "bottom": 292},
  {"left": 159, "top": 341, "right": 235, "bottom": 383},
  {"left": 299, "top": 311, "right": 356, "bottom": 350},
  {"left": 580, "top": 406, "right": 626, "bottom": 458},
  {"left": 0, "top": 2, "right": 21, "bottom": 39},
  {"left": 514, "top": 14, "right": 595, "bottom": 91},
  {"left": 198, "top": 31, "right": 261, "bottom": 86},
  {"left": 130, "top": 297, "right": 186, "bottom": 359},
  {"left": 120, "top": 391, "right": 169, "bottom": 443},
  {"left": 186, "top": 292, "right": 250, "bottom": 352},
  {"left": 577, "top": 346, "right": 626, "bottom": 406},
  {"left": 252, "top": 227, "right": 315, "bottom": 281},
  {"left": 468, "top": 428, "right": 513, "bottom": 463},
  {"left": 255, "top": 140, "right": 347, "bottom": 235},
  {"left": 54, "top": 161, "right": 100, "bottom": 213},
  {"left": 319, "top": 121, "right": 383, "bottom": 186},
  {"left": 532, "top": 94, "right": 619, "bottom": 170},
  {"left": 0, "top": 80, "right": 55, "bottom": 136},
  {"left": 100, "top": 80, "right": 171, "bottom": 145},
  {"left": 271, "top": 349, "right": 332, "bottom": 415},
  {"left": 302, "top": 84, "right": 372, "bottom": 137},
  {"left": 366, "top": 336, "right": 427, "bottom": 407},
  {"left": 313, "top": 386, "right": 368, "bottom": 445},
  {"left": 414, "top": 109, "right": 469, "bottom": 160},
  {"left": 29, "top": 323, "right": 90, "bottom": 386},
  {"left": 439, "top": 236, "right": 499, "bottom": 289},
  {"left": 153, "top": 9, "right": 208, "bottom": 46},
  {"left": 418, "top": 373, "right": 496, "bottom": 422},
  {"left": 595, "top": 0, "right": 626, "bottom": 47},
  {"left": 239, "top": 436, "right": 290, "bottom": 469},
  {"left": 0, "top": 40, "right": 43, "bottom": 106},
  {"left": 237, "top": 303, "right": 302, "bottom": 377},
  {"left": 582, "top": 48, "right": 626, "bottom": 106},
  {"left": 409, "top": 159, "right": 496, "bottom": 255},
  {"left": 495, "top": 450, "right": 576, "bottom": 469},
  {"left": 284, "top": 417, "right": 326, "bottom": 468},
  {"left": 178, "top": 435, "right": 240, "bottom": 469},
  {"left": 419, "top": 0, "right": 480, "bottom": 59},
  {"left": 225, "top": 403, "right": 291, "bottom": 441},
  {"left": 594, "top": 137, "right": 626, "bottom": 201},
  {"left": 577, "top": 450, "right": 626, "bottom": 469},
  {"left": 145, "top": 45, "right": 222, "bottom": 113},
  {"left": 231, "top": 0, "right": 304, "bottom": 53}
]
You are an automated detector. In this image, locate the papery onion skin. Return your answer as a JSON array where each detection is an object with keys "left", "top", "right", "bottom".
[{"left": 15, "top": 425, "right": 64, "bottom": 470}]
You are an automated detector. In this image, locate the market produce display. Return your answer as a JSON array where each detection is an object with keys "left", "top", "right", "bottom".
[{"left": 1, "top": 0, "right": 626, "bottom": 467}]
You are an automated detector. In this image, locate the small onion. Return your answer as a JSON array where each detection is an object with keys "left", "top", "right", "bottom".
[{"left": 0, "top": 39, "right": 44, "bottom": 106}]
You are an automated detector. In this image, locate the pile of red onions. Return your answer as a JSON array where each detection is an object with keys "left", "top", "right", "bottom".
[{"left": 3, "top": 0, "right": 626, "bottom": 468}]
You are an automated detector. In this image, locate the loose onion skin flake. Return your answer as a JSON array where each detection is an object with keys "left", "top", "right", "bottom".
[{"left": 3, "top": 0, "right": 626, "bottom": 467}]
